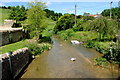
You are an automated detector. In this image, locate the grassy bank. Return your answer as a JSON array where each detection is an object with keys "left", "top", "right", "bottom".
[
  {"left": 0, "top": 8, "right": 10, "bottom": 25},
  {"left": 0, "top": 40, "right": 28, "bottom": 54},
  {"left": 0, "top": 39, "right": 52, "bottom": 55},
  {"left": 58, "top": 29, "right": 99, "bottom": 41}
]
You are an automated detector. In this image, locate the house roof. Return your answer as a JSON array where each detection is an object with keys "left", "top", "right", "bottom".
[{"left": 88, "top": 15, "right": 96, "bottom": 17}]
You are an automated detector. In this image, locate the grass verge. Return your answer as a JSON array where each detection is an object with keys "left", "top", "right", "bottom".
[
  {"left": 0, "top": 40, "right": 28, "bottom": 54},
  {"left": 0, "top": 39, "right": 52, "bottom": 56}
]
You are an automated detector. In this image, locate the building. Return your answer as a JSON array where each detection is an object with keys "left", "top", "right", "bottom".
[{"left": 88, "top": 14, "right": 101, "bottom": 18}]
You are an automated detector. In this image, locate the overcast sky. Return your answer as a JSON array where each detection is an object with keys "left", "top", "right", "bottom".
[{"left": 0, "top": 0, "right": 120, "bottom": 2}]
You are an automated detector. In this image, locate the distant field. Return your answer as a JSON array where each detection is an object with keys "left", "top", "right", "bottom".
[{"left": 0, "top": 8, "right": 10, "bottom": 25}]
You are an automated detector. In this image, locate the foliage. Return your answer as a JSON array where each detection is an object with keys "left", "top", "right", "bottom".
[
  {"left": 85, "top": 40, "right": 95, "bottom": 48},
  {"left": 101, "top": 7, "right": 120, "bottom": 19},
  {"left": 58, "top": 29, "right": 74, "bottom": 40},
  {"left": 25, "top": 43, "right": 41, "bottom": 56},
  {"left": 83, "top": 12, "right": 90, "bottom": 16},
  {"left": 44, "top": 9, "right": 62, "bottom": 21},
  {"left": 9, "top": 5, "right": 27, "bottom": 21},
  {"left": 25, "top": 0, "right": 48, "bottom": 40},
  {"left": 82, "top": 17, "right": 118, "bottom": 40},
  {"left": 38, "top": 34, "right": 52, "bottom": 43},
  {"left": 82, "top": 16, "right": 95, "bottom": 22},
  {"left": 73, "top": 19, "right": 84, "bottom": 31},
  {"left": 25, "top": 42, "right": 52, "bottom": 56},
  {"left": 85, "top": 41, "right": 113, "bottom": 53},
  {"left": 108, "top": 44, "right": 120, "bottom": 62},
  {"left": 54, "top": 14, "right": 74, "bottom": 33},
  {"left": 95, "top": 58, "right": 110, "bottom": 66},
  {"left": 85, "top": 41, "right": 120, "bottom": 63},
  {"left": 73, "top": 16, "right": 95, "bottom": 31},
  {"left": 0, "top": 6, "right": 12, "bottom": 9},
  {"left": 71, "top": 31, "right": 99, "bottom": 42}
]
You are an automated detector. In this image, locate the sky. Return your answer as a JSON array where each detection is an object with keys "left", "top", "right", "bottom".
[
  {"left": 0, "top": 0, "right": 120, "bottom": 2},
  {"left": 0, "top": 0, "right": 119, "bottom": 15},
  {"left": 0, "top": 0, "right": 119, "bottom": 6}
]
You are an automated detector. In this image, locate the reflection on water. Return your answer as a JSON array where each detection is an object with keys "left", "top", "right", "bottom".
[{"left": 20, "top": 37, "right": 119, "bottom": 78}]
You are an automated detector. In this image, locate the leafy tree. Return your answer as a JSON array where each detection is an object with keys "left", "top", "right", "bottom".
[
  {"left": 102, "top": 7, "right": 120, "bottom": 19},
  {"left": 9, "top": 5, "right": 27, "bottom": 22},
  {"left": 25, "top": 0, "right": 47, "bottom": 40},
  {"left": 54, "top": 14, "right": 74, "bottom": 33},
  {"left": 44, "top": 9, "right": 62, "bottom": 21},
  {"left": 83, "top": 12, "right": 90, "bottom": 16},
  {"left": 82, "top": 17, "right": 118, "bottom": 40},
  {"left": 82, "top": 16, "right": 95, "bottom": 22}
]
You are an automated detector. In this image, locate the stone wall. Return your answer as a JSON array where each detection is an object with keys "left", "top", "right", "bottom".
[
  {"left": 0, "top": 48, "right": 32, "bottom": 80},
  {"left": 0, "top": 28, "right": 23, "bottom": 46}
]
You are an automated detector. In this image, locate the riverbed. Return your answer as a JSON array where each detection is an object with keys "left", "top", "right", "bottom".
[{"left": 20, "top": 37, "right": 119, "bottom": 78}]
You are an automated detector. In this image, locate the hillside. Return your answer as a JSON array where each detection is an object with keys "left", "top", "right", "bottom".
[{"left": 0, "top": 8, "right": 10, "bottom": 25}]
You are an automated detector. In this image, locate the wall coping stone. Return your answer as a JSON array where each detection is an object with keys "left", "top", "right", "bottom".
[{"left": 0, "top": 48, "right": 28, "bottom": 60}]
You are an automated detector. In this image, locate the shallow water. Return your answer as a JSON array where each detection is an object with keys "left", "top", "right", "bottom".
[{"left": 20, "top": 37, "right": 119, "bottom": 78}]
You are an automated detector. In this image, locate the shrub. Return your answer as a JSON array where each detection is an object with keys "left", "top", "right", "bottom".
[
  {"left": 25, "top": 42, "right": 52, "bottom": 56},
  {"left": 85, "top": 40, "right": 95, "bottom": 48},
  {"left": 58, "top": 29, "right": 74, "bottom": 40},
  {"left": 25, "top": 43, "right": 41, "bottom": 56},
  {"left": 95, "top": 58, "right": 110, "bottom": 66}
]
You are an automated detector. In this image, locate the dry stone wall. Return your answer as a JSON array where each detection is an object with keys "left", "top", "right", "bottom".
[
  {"left": 0, "top": 28, "right": 23, "bottom": 46},
  {"left": 0, "top": 48, "right": 32, "bottom": 80}
]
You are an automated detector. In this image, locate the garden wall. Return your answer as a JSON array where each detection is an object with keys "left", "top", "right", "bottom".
[
  {"left": 0, "top": 48, "right": 32, "bottom": 80},
  {"left": 0, "top": 28, "right": 23, "bottom": 46}
]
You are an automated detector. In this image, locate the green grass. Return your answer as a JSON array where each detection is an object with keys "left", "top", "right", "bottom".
[
  {"left": 41, "top": 18, "right": 56, "bottom": 37},
  {"left": 70, "top": 31, "right": 99, "bottom": 41},
  {"left": 0, "top": 8, "right": 10, "bottom": 25},
  {"left": 0, "top": 40, "right": 28, "bottom": 54}
]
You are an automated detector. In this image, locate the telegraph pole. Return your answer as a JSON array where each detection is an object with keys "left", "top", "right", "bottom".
[
  {"left": 75, "top": 4, "right": 77, "bottom": 26},
  {"left": 110, "top": 1, "right": 113, "bottom": 19}
]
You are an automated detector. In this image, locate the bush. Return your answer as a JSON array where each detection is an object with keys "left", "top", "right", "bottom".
[
  {"left": 85, "top": 40, "right": 95, "bottom": 48},
  {"left": 95, "top": 58, "right": 110, "bottom": 66},
  {"left": 39, "top": 36, "right": 52, "bottom": 43},
  {"left": 40, "top": 43, "right": 52, "bottom": 52},
  {"left": 58, "top": 29, "right": 74, "bottom": 40},
  {"left": 25, "top": 43, "right": 41, "bottom": 56},
  {"left": 25, "top": 42, "right": 52, "bottom": 56}
]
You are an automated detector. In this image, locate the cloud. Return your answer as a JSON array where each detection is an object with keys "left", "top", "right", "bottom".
[{"left": 46, "top": 1, "right": 52, "bottom": 6}]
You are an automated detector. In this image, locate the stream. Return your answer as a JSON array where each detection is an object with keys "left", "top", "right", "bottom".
[{"left": 20, "top": 37, "right": 119, "bottom": 78}]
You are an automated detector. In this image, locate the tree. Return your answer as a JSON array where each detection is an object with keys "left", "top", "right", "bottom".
[
  {"left": 83, "top": 12, "right": 90, "bottom": 16},
  {"left": 44, "top": 9, "right": 62, "bottom": 21},
  {"left": 9, "top": 5, "right": 27, "bottom": 22},
  {"left": 82, "top": 17, "right": 118, "bottom": 41},
  {"left": 102, "top": 7, "right": 120, "bottom": 19},
  {"left": 54, "top": 14, "right": 74, "bottom": 33},
  {"left": 25, "top": 0, "right": 47, "bottom": 40}
]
